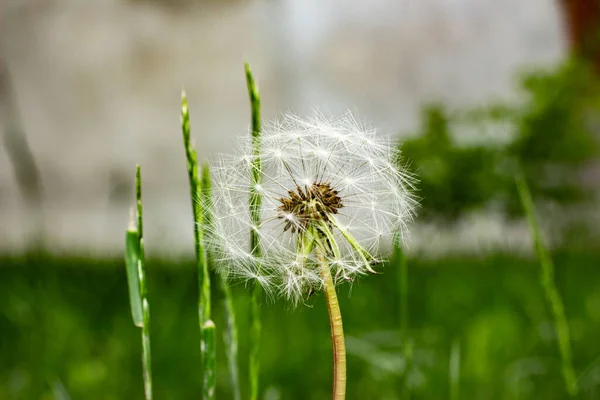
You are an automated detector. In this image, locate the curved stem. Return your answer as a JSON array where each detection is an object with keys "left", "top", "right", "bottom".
[
  {"left": 516, "top": 175, "right": 578, "bottom": 396},
  {"left": 317, "top": 247, "right": 347, "bottom": 400}
]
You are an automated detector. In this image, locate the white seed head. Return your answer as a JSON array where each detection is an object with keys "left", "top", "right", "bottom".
[{"left": 206, "top": 111, "right": 417, "bottom": 304}]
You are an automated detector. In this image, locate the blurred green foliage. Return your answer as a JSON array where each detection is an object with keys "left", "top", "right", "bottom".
[
  {"left": 3, "top": 56, "right": 600, "bottom": 400},
  {"left": 1, "top": 253, "right": 600, "bottom": 399},
  {"left": 402, "top": 58, "right": 600, "bottom": 222}
]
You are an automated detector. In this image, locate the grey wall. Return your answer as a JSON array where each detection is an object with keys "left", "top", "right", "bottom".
[{"left": 0, "top": 0, "right": 566, "bottom": 257}]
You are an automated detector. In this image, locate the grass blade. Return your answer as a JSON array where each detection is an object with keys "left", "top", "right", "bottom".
[
  {"left": 180, "top": 92, "right": 216, "bottom": 398},
  {"left": 133, "top": 165, "right": 153, "bottom": 400},
  {"left": 201, "top": 162, "right": 241, "bottom": 400},
  {"left": 125, "top": 215, "right": 143, "bottom": 327},
  {"left": 394, "top": 237, "right": 408, "bottom": 339},
  {"left": 219, "top": 277, "right": 240, "bottom": 400},
  {"left": 449, "top": 339, "right": 461, "bottom": 400},
  {"left": 202, "top": 320, "right": 217, "bottom": 399},
  {"left": 245, "top": 62, "right": 263, "bottom": 400},
  {"left": 516, "top": 174, "right": 578, "bottom": 397},
  {"left": 394, "top": 238, "right": 413, "bottom": 398}
]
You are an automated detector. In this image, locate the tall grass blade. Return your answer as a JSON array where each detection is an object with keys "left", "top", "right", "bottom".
[
  {"left": 203, "top": 320, "right": 217, "bottom": 400},
  {"left": 394, "top": 238, "right": 412, "bottom": 398},
  {"left": 201, "top": 163, "right": 241, "bottom": 400},
  {"left": 219, "top": 277, "right": 240, "bottom": 400},
  {"left": 245, "top": 62, "right": 263, "bottom": 400},
  {"left": 180, "top": 92, "right": 216, "bottom": 399},
  {"left": 125, "top": 212, "right": 143, "bottom": 327},
  {"left": 394, "top": 237, "right": 409, "bottom": 339},
  {"left": 132, "top": 165, "right": 153, "bottom": 400},
  {"left": 449, "top": 339, "right": 461, "bottom": 400},
  {"left": 516, "top": 174, "right": 578, "bottom": 396}
]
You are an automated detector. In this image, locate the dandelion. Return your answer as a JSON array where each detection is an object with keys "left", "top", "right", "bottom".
[
  {"left": 208, "top": 111, "right": 416, "bottom": 299},
  {"left": 207, "top": 111, "right": 417, "bottom": 399}
]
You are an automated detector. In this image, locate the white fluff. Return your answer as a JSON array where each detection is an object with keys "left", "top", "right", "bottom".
[{"left": 205, "top": 111, "right": 417, "bottom": 304}]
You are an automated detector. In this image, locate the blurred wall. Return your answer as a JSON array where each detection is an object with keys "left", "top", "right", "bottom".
[{"left": 0, "top": 0, "right": 566, "bottom": 257}]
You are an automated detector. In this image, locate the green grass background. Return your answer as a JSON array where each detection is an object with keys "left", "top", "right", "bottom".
[{"left": 1, "top": 250, "right": 599, "bottom": 399}]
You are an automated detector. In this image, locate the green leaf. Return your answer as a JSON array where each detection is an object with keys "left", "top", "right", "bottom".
[{"left": 125, "top": 227, "right": 143, "bottom": 327}]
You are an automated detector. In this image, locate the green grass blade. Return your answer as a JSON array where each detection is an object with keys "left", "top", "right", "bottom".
[
  {"left": 249, "top": 284, "right": 261, "bottom": 400},
  {"left": 516, "top": 174, "right": 578, "bottom": 397},
  {"left": 219, "top": 277, "right": 240, "bottom": 400},
  {"left": 202, "top": 320, "right": 217, "bottom": 400},
  {"left": 245, "top": 62, "right": 262, "bottom": 400},
  {"left": 201, "top": 161, "right": 241, "bottom": 400},
  {"left": 125, "top": 216, "right": 143, "bottom": 327},
  {"left": 394, "top": 238, "right": 412, "bottom": 398},
  {"left": 141, "top": 306, "right": 152, "bottom": 400},
  {"left": 180, "top": 92, "right": 216, "bottom": 397},
  {"left": 181, "top": 91, "right": 211, "bottom": 322},
  {"left": 198, "top": 162, "right": 211, "bottom": 323},
  {"left": 394, "top": 237, "right": 408, "bottom": 338},
  {"left": 135, "top": 165, "right": 153, "bottom": 400},
  {"left": 449, "top": 339, "right": 461, "bottom": 400}
]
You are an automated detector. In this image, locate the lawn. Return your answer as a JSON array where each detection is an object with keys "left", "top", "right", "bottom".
[{"left": 1, "top": 250, "right": 598, "bottom": 399}]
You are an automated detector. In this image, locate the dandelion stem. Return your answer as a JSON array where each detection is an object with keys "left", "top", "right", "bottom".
[
  {"left": 245, "top": 62, "right": 263, "bottom": 400},
  {"left": 180, "top": 92, "right": 216, "bottom": 399},
  {"left": 516, "top": 174, "right": 578, "bottom": 397},
  {"left": 316, "top": 244, "right": 347, "bottom": 400}
]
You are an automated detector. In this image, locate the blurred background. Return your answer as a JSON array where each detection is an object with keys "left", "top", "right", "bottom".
[{"left": 1, "top": 0, "right": 600, "bottom": 399}]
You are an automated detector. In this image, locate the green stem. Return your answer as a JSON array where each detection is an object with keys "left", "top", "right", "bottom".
[
  {"left": 181, "top": 93, "right": 215, "bottom": 398},
  {"left": 394, "top": 237, "right": 408, "bottom": 337},
  {"left": 394, "top": 237, "right": 412, "bottom": 398},
  {"left": 249, "top": 285, "right": 261, "bottom": 400},
  {"left": 202, "top": 320, "right": 217, "bottom": 400},
  {"left": 205, "top": 164, "right": 240, "bottom": 398},
  {"left": 316, "top": 244, "right": 347, "bottom": 400},
  {"left": 516, "top": 174, "right": 578, "bottom": 397},
  {"left": 125, "top": 217, "right": 143, "bottom": 327},
  {"left": 245, "top": 62, "right": 263, "bottom": 400},
  {"left": 141, "top": 301, "right": 152, "bottom": 400},
  {"left": 449, "top": 339, "right": 461, "bottom": 400},
  {"left": 135, "top": 165, "right": 153, "bottom": 400},
  {"left": 204, "top": 155, "right": 239, "bottom": 400},
  {"left": 219, "top": 277, "right": 241, "bottom": 400},
  {"left": 200, "top": 165, "right": 215, "bottom": 400},
  {"left": 199, "top": 164, "right": 212, "bottom": 320}
]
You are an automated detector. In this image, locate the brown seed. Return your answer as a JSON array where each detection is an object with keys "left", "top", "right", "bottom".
[{"left": 277, "top": 181, "right": 344, "bottom": 233}]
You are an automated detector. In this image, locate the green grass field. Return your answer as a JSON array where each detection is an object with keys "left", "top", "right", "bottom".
[{"left": 1, "top": 250, "right": 599, "bottom": 399}]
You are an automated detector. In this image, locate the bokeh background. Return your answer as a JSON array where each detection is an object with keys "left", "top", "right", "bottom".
[{"left": 1, "top": 0, "right": 600, "bottom": 399}]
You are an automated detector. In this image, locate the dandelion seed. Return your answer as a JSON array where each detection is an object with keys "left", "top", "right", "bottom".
[{"left": 206, "top": 111, "right": 417, "bottom": 304}]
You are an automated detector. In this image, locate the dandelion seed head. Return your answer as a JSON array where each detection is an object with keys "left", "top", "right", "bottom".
[{"left": 206, "top": 111, "right": 417, "bottom": 304}]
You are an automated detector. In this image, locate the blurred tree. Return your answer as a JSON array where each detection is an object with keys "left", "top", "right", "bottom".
[
  {"left": 401, "top": 58, "right": 600, "bottom": 226},
  {"left": 504, "top": 60, "right": 600, "bottom": 216},
  {"left": 401, "top": 105, "right": 503, "bottom": 221}
]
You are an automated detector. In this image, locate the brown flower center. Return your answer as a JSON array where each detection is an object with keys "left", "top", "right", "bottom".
[{"left": 277, "top": 181, "right": 343, "bottom": 233}]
